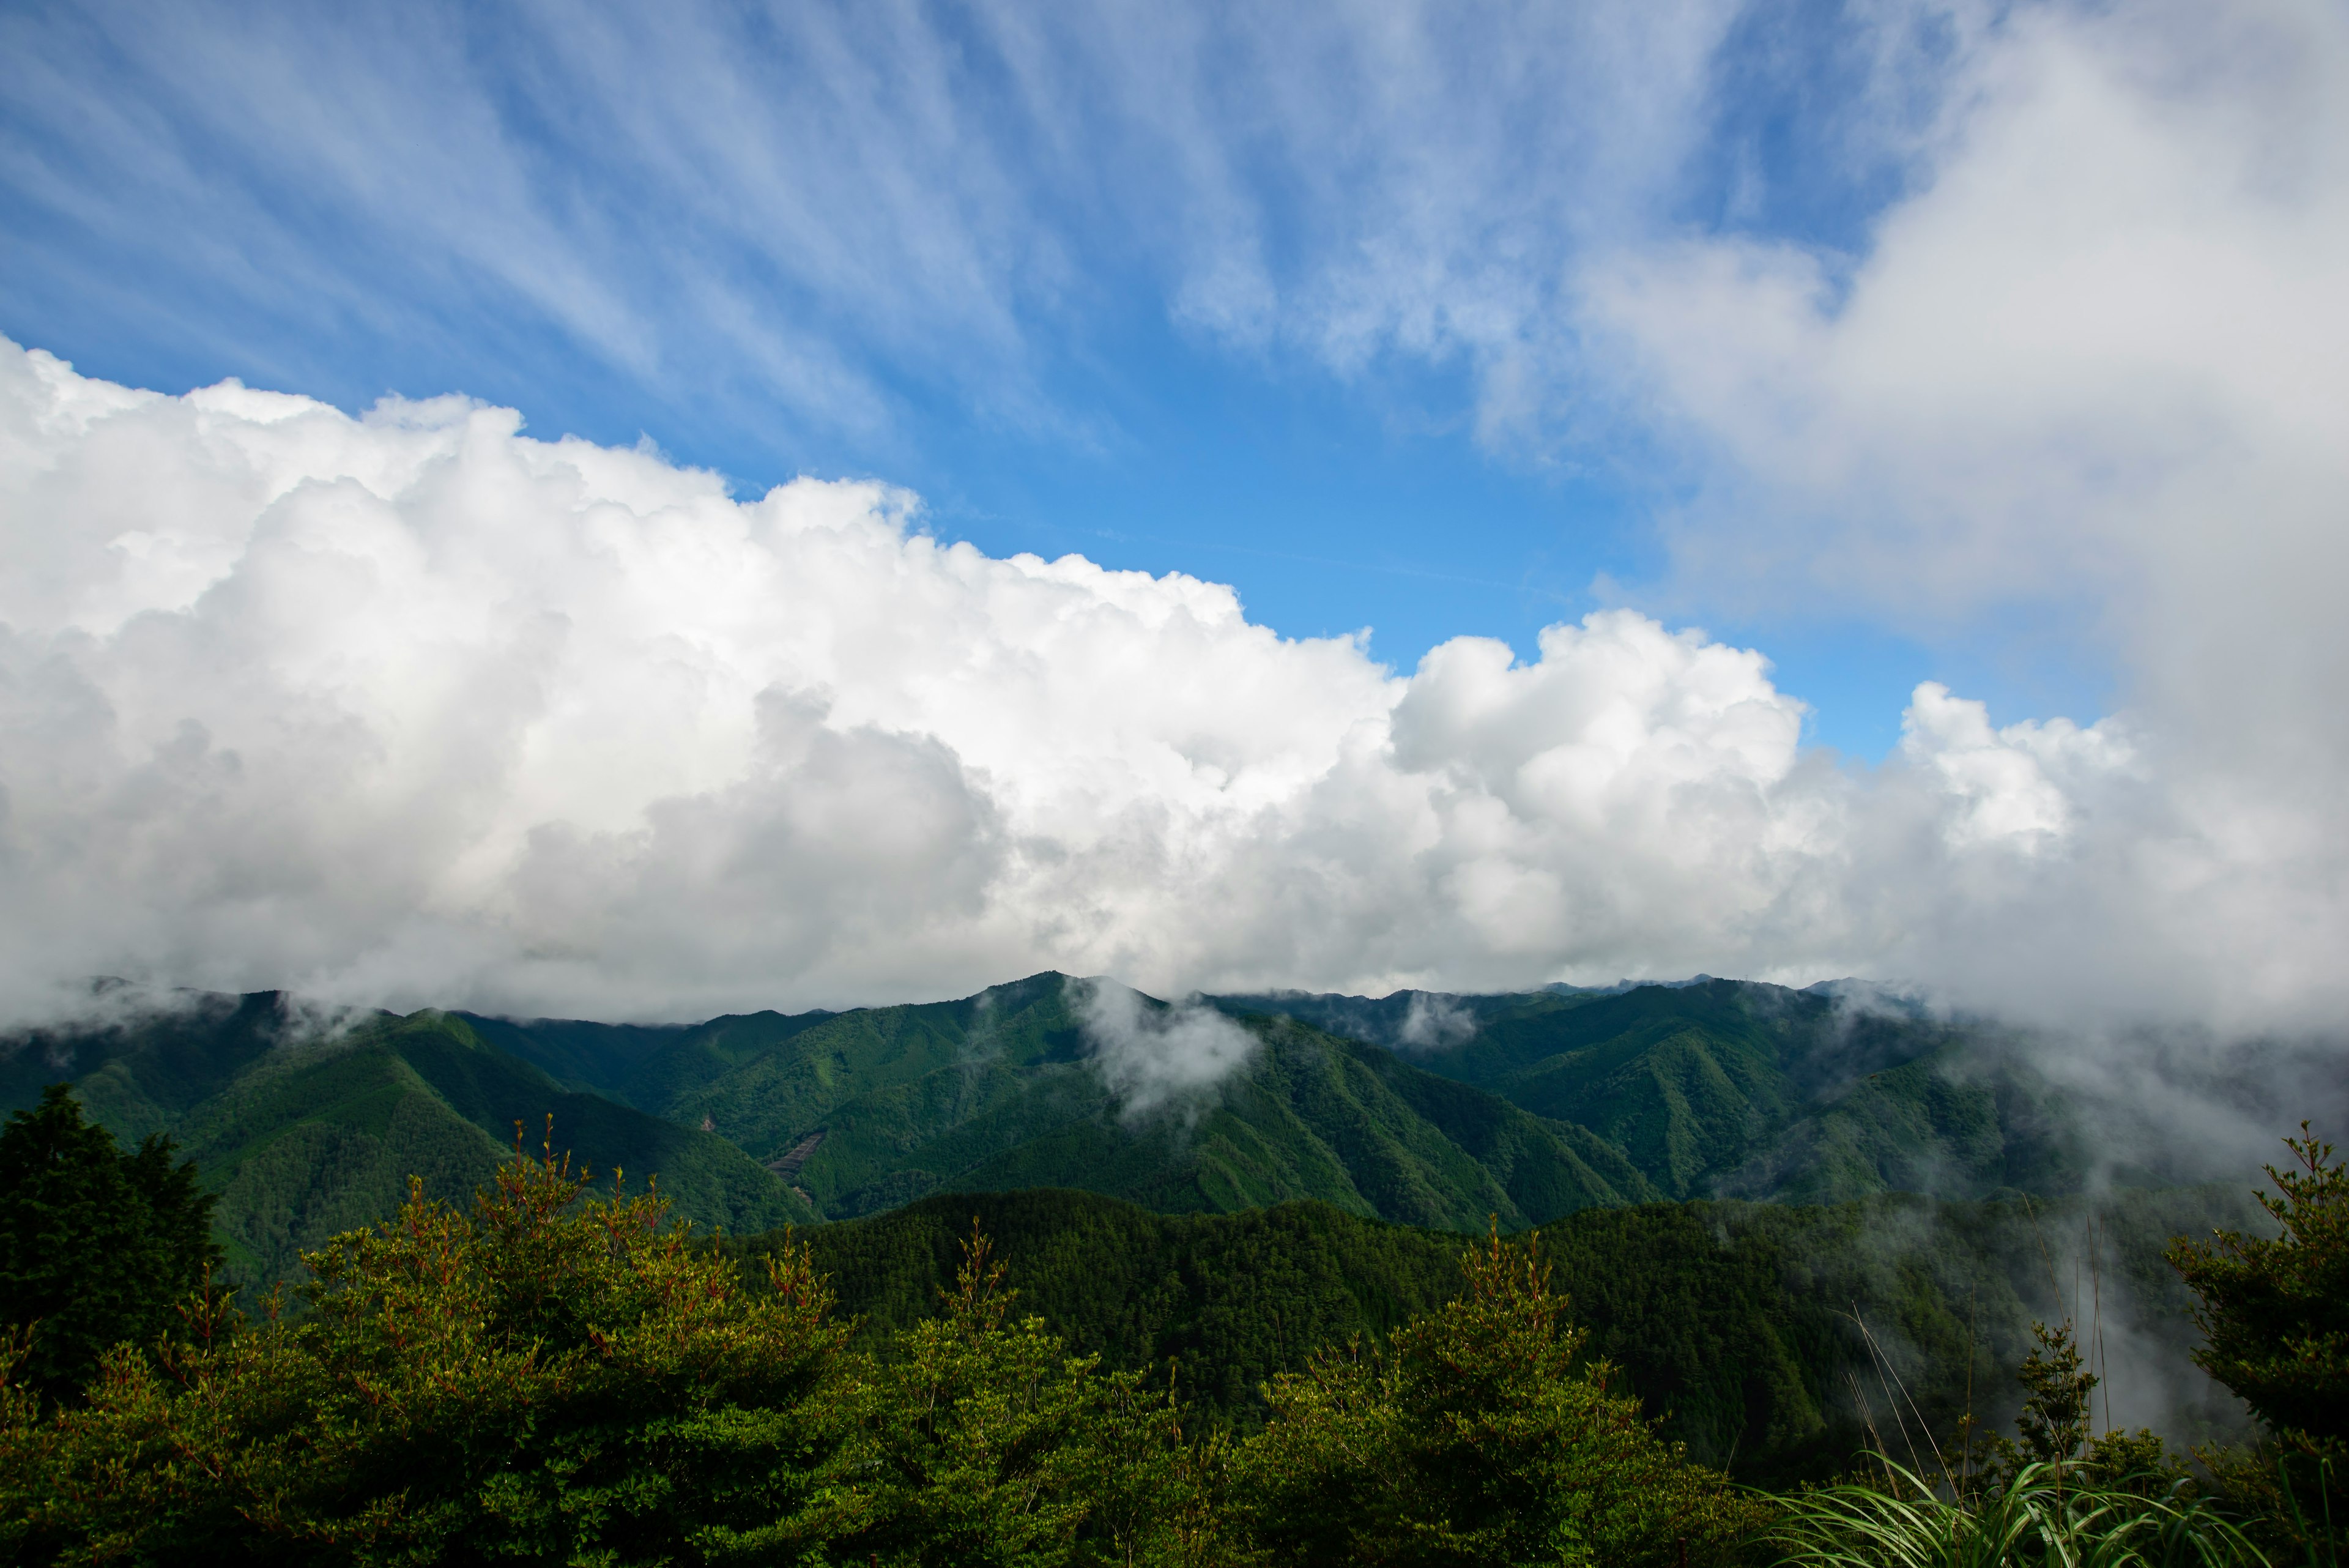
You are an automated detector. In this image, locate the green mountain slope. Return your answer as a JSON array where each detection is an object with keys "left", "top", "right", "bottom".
[
  {"left": 4, "top": 971, "right": 2163, "bottom": 1291},
  {"left": 455, "top": 970, "right": 2107, "bottom": 1223},
  {"left": 1, "top": 987, "right": 292, "bottom": 1144},
  {"left": 457, "top": 1006, "right": 841, "bottom": 1113},
  {"left": 2, "top": 997, "right": 813, "bottom": 1282},
  {"left": 480, "top": 973, "right": 1656, "bottom": 1228},
  {"left": 1217, "top": 978, "right": 2084, "bottom": 1203},
  {"left": 733, "top": 1188, "right": 1465, "bottom": 1417}
]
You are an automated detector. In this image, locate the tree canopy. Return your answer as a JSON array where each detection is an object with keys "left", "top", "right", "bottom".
[{"left": 1, "top": 1136, "right": 1754, "bottom": 1567}]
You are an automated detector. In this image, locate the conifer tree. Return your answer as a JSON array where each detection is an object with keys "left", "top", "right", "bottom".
[
  {"left": 2168, "top": 1123, "right": 2348, "bottom": 1550},
  {"left": 2166, "top": 1123, "right": 2348, "bottom": 1448},
  {"left": 815, "top": 1221, "right": 1199, "bottom": 1567},
  {"left": 0, "top": 1085, "right": 221, "bottom": 1402},
  {"left": 1230, "top": 1224, "right": 1762, "bottom": 1566},
  {"left": 2012, "top": 1320, "right": 2096, "bottom": 1476}
]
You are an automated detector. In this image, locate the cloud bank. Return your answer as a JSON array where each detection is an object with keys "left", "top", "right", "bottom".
[
  {"left": 1580, "top": 0, "right": 2349, "bottom": 1031},
  {"left": 2, "top": 338, "right": 2339, "bottom": 1033}
]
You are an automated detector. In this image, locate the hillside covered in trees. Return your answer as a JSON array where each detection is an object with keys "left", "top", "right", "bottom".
[
  {"left": 2, "top": 972, "right": 2233, "bottom": 1291},
  {"left": 0, "top": 992, "right": 811, "bottom": 1283},
  {"left": 729, "top": 1181, "right": 2268, "bottom": 1484}
]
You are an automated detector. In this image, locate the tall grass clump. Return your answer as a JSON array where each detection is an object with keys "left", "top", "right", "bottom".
[{"left": 1771, "top": 1459, "right": 2267, "bottom": 1568}]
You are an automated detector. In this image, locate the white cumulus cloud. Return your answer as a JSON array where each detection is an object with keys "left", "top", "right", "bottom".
[{"left": 0, "top": 337, "right": 2339, "bottom": 1035}]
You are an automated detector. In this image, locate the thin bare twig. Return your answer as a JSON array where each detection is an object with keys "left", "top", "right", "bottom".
[{"left": 1849, "top": 1306, "right": 1950, "bottom": 1486}]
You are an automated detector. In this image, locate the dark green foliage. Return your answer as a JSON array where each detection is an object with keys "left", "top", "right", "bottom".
[
  {"left": 0, "top": 1124, "right": 2317, "bottom": 1566},
  {"left": 20, "top": 972, "right": 2175, "bottom": 1295},
  {"left": 2195, "top": 1442, "right": 2346, "bottom": 1568},
  {"left": 1767, "top": 1306, "right": 2254, "bottom": 1566},
  {"left": 0, "top": 1152, "right": 1745, "bottom": 1567},
  {"left": 742, "top": 1181, "right": 2268, "bottom": 1487},
  {"left": 6, "top": 969, "right": 2331, "bottom": 1562},
  {"left": 4, "top": 1142, "right": 847, "bottom": 1566},
  {"left": 15, "top": 977, "right": 1678, "bottom": 1294},
  {"left": 731, "top": 1188, "right": 1468, "bottom": 1418},
  {"left": 1434, "top": 983, "right": 1812, "bottom": 1194},
  {"left": 456, "top": 1006, "right": 839, "bottom": 1115},
  {"left": 1530, "top": 1202, "right": 1837, "bottom": 1482},
  {"left": 2169, "top": 1125, "right": 2349, "bottom": 1561},
  {"left": 0, "top": 1086, "right": 221, "bottom": 1403},
  {"left": 2076, "top": 1428, "right": 2196, "bottom": 1497},
  {"left": 811, "top": 1225, "right": 1208, "bottom": 1567},
  {"left": 1229, "top": 1225, "right": 1764, "bottom": 1566},
  {"left": 2011, "top": 1320, "right": 2097, "bottom": 1473},
  {"left": 483, "top": 973, "right": 1652, "bottom": 1232},
  {"left": 0, "top": 971, "right": 2298, "bottom": 1536},
  {"left": 0, "top": 989, "right": 291, "bottom": 1144},
  {"left": 1772, "top": 1458, "right": 2263, "bottom": 1568},
  {"left": 1965, "top": 1317, "right": 2194, "bottom": 1501}
]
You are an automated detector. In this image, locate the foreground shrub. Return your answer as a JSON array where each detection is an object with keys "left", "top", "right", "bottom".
[
  {"left": 2167, "top": 1126, "right": 2349, "bottom": 1452},
  {"left": 1230, "top": 1225, "right": 1764, "bottom": 1567},
  {"left": 712, "top": 1223, "right": 1206, "bottom": 1568},
  {"left": 2, "top": 1129, "right": 844, "bottom": 1566}
]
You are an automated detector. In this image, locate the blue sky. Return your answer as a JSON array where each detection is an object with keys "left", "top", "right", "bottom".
[
  {"left": 2, "top": 0, "right": 2344, "bottom": 1024},
  {"left": 0, "top": 0, "right": 2120, "bottom": 760}
]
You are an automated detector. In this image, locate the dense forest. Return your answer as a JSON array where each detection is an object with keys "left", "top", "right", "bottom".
[
  {"left": 0, "top": 1090, "right": 2342, "bottom": 1564},
  {"left": 729, "top": 1180, "right": 2265, "bottom": 1484}
]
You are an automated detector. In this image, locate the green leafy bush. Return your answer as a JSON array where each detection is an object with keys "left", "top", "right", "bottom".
[
  {"left": 15, "top": 1115, "right": 2336, "bottom": 1567},
  {"left": 801, "top": 1224, "right": 1207, "bottom": 1567},
  {"left": 0, "top": 1153, "right": 1771, "bottom": 1566}
]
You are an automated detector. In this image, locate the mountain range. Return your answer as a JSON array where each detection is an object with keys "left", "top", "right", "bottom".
[{"left": 2, "top": 971, "right": 2112, "bottom": 1284}]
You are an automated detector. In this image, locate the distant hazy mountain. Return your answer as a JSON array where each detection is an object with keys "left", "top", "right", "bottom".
[{"left": 1, "top": 970, "right": 2274, "bottom": 1287}]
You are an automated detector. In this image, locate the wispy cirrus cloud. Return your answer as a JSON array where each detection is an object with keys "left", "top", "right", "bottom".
[{"left": 0, "top": 1, "right": 1746, "bottom": 454}]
